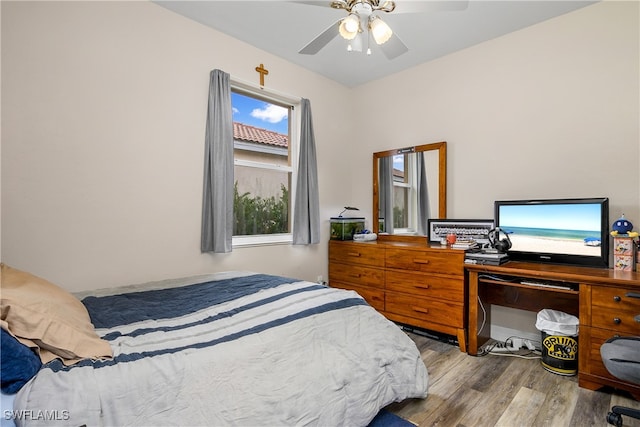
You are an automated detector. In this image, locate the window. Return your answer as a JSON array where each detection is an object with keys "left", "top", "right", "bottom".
[
  {"left": 230, "top": 84, "right": 298, "bottom": 246},
  {"left": 392, "top": 153, "right": 416, "bottom": 233}
]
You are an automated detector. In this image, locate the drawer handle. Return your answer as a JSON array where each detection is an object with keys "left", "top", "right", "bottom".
[
  {"left": 613, "top": 317, "right": 621, "bottom": 325},
  {"left": 626, "top": 292, "right": 640, "bottom": 299},
  {"left": 413, "top": 259, "right": 430, "bottom": 265},
  {"left": 411, "top": 306, "right": 429, "bottom": 314},
  {"left": 415, "top": 284, "right": 430, "bottom": 290},
  {"left": 347, "top": 252, "right": 362, "bottom": 257},
  {"left": 613, "top": 295, "right": 621, "bottom": 302},
  {"left": 349, "top": 273, "right": 362, "bottom": 278}
]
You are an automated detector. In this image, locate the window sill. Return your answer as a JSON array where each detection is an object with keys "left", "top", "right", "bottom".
[{"left": 232, "top": 234, "right": 292, "bottom": 248}]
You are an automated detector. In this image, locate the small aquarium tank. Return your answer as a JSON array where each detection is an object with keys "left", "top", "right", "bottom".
[{"left": 330, "top": 217, "right": 365, "bottom": 240}]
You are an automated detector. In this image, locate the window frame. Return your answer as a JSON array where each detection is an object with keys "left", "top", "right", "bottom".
[{"left": 230, "top": 79, "right": 300, "bottom": 248}]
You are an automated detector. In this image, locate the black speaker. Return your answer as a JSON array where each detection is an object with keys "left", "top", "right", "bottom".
[{"left": 488, "top": 227, "right": 512, "bottom": 253}]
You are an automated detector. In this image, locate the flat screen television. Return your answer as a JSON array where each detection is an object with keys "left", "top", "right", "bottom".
[{"left": 494, "top": 197, "right": 609, "bottom": 268}]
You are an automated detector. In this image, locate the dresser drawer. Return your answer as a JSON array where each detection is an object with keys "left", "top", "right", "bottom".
[
  {"left": 385, "top": 247, "right": 464, "bottom": 276},
  {"left": 331, "top": 282, "right": 385, "bottom": 312},
  {"left": 329, "top": 262, "right": 384, "bottom": 289},
  {"left": 386, "top": 292, "right": 464, "bottom": 327},
  {"left": 386, "top": 270, "right": 464, "bottom": 302},
  {"left": 329, "top": 241, "right": 384, "bottom": 267}
]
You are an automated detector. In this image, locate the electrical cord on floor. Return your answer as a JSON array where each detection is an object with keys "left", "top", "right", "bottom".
[
  {"left": 477, "top": 295, "right": 487, "bottom": 335},
  {"left": 477, "top": 336, "right": 542, "bottom": 359},
  {"left": 477, "top": 340, "right": 505, "bottom": 357},
  {"left": 489, "top": 352, "right": 541, "bottom": 360}
]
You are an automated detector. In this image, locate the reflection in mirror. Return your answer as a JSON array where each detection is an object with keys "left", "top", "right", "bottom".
[{"left": 373, "top": 142, "right": 446, "bottom": 237}]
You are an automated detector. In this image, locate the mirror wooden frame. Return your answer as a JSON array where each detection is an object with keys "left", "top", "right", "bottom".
[{"left": 372, "top": 141, "right": 447, "bottom": 241}]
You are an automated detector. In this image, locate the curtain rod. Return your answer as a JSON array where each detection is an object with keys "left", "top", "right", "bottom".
[{"left": 230, "top": 75, "right": 302, "bottom": 106}]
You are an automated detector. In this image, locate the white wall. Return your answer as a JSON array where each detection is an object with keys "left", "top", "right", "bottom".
[
  {"left": 352, "top": 0, "right": 639, "bottom": 223},
  {"left": 1, "top": 1, "right": 356, "bottom": 291},
  {"left": 351, "top": 0, "right": 639, "bottom": 340}
]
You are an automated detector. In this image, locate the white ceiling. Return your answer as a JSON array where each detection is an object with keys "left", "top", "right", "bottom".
[{"left": 154, "top": 1, "right": 596, "bottom": 87}]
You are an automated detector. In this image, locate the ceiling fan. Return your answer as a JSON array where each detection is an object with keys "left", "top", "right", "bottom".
[{"left": 298, "top": 0, "right": 468, "bottom": 60}]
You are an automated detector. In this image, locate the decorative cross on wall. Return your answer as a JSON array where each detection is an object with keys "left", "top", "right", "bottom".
[{"left": 255, "top": 63, "right": 269, "bottom": 87}]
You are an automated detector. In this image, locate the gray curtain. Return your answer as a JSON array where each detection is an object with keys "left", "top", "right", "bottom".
[
  {"left": 201, "top": 69, "right": 234, "bottom": 253},
  {"left": 292, "top": 98, "right": 320, "bottom": 245},
  {"left": 379, "top": 156, "right": 394, "bottom": 234},
  {"left": 416, "top": 152, "right": 430, "bottom": 235}
]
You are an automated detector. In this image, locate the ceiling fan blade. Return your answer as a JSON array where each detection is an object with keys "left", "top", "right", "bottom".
[
  {"left": 379, "top": 32, "right": 408, "bottom": 59},
  {"left": 299, "top": 20, "right": 341, "bottom": 55},
  {"left": 392, "top": 1, "right": 469, "bottom": 14}
]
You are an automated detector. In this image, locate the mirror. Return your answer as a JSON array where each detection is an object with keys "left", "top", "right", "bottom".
[{"left": 373, "top": 141, "right": 447, "bottom": 237}]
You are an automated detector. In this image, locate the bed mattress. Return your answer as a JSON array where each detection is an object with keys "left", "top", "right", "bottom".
[{"left": 13, "top": 272, "right": 428, "bottom": 426}]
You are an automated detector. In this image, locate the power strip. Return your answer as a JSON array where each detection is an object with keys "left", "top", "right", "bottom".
[
  {"left": 490, "top": 342, "right": 519, "bottom": 353},
  {"left": 484, "top": 338, "right": 539, "bottom": 353}
]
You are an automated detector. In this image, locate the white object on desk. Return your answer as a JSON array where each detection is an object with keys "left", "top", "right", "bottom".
[{"left": 353, "top": 233, "right": 377, "bottom": 242}]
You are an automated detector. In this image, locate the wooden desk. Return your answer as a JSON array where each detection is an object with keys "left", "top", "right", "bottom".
[{"left": 466, "top": 261, "right": 640, "bottom": 396}]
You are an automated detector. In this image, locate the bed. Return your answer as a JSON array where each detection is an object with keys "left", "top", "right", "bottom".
[{"left": 1, "top": 265, "right": 428, "bottom": 426}]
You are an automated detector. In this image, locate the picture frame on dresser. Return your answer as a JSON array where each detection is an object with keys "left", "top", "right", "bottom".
[{"left": 427, "top": 219, "right": 494, "bottom": 244}]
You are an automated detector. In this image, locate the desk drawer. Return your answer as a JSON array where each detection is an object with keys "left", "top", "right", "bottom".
[
  {"left": 385, "top": 248, "right": 463, "bottom": 276},
  {"left": 583, "top": 327, "right": 624, "bottom": 380},
  {"left": 591, "top": 287, "right": 640, "bottom": 334},
  {"left": 329, "top": 262, "right": 384, "bottom": 289},
  {"left": 386, "top": 292, "right": 463, "bottom": 327},
  {"left": 386, "top": 270, "right": 464, "bottom": 302},
  {"left": 590, "top": 309, "right": 640, "bottom": 335},
  {"left": 329, "top": 241, "right": 384, "bottom": 267},
  {"left": 592, "top": 286, "right": 640, "bottom": 311}
]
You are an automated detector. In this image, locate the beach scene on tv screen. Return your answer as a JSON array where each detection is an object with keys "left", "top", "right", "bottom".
[{"left": 499, "top": 203, "right": 602, "bottom": 256}]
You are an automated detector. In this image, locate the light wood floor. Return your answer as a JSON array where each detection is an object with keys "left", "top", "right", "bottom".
[{"left": 388, "top": 332, "right": 640, "bottom": 427}]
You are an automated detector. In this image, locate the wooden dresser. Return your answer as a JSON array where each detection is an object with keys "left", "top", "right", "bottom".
[{"left": 328, "top": 239, "right": 467, "bottom": 352}]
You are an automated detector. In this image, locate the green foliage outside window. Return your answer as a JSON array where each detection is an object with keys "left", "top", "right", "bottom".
[
  {"left": 393, "top": 206, "right": 407, "bottom": 228},
  {"left": 233, "top": 182, "right": 289, "bottom": 235}
]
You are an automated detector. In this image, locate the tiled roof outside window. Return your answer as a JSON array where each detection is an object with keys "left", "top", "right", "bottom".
[{"left": 234, "top": 122, "right": 288, "bottom": 148}]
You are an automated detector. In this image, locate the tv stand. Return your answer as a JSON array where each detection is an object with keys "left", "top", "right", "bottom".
[{"left": 466, "top": 261, "right": 640, "bottom": 397}]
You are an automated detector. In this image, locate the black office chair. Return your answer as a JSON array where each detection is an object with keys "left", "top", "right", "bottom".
[{"left": 600, "top": 336, "right": 640, "bottom": 427}]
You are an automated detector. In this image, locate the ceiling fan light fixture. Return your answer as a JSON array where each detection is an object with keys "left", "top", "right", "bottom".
[
  {"left": 377, "top": 1, "right": 396, "bottom": 13},
  {"left": 339, "top": 13, "right": 360, "bottom": 40},
  {"left": 369, "top": 15, "right": 392, "bottom": 45}
]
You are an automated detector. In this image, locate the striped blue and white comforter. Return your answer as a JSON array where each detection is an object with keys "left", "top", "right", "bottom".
[{"left": 14, "top": 272, "right": 428, "bottom": 426}]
